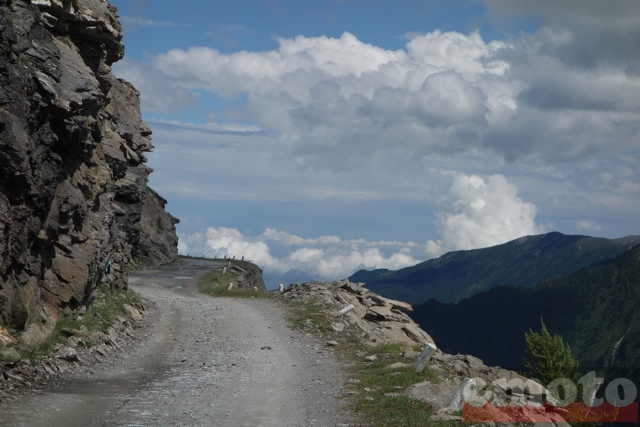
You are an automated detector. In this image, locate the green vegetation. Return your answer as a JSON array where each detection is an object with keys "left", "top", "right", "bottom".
[
  {"left": 409, "top": 244, "right": 640, "bottom": 389},
  {"left": 352, "top": 343, "right": 449, "bottom": 427},
  {"left": 7, "top": 284, "right": 141, "bottom": 362},
  {"left": 350, "top": 232, "right": 639, "bottom": 304},
  {"left": 197, "top": 269, "right": 268, "bottom": 298},
  {"left": 285, "top": 300, "right": 334, "bottom": 334},
  {"left": 284, "top": 299, "right": 457, "bottom": 427},
  {"left": 525, "top": 320, "right": 579, "bottom": 394}
]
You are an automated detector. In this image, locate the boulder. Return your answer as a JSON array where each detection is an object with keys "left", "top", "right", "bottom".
[
  {"left": 0, "top": 347, "right": 21, "bottom": 364},
  {"left": 0, "top": 326, "right": 17, "bottom": 347},
  {"left": 56, "top": 346, "right": 78, "bottom": 361},
  {"left": 123, "top": 304, "right": 143, "bottom": 322}
]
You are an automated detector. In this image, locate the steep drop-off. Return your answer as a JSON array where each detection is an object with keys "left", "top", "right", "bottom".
[{"left": 0, "top": 0, "right": 178, "bottom": 344}]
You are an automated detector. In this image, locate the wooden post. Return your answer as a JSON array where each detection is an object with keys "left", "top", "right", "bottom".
[
  {"left": 227, "top": 282, "right": 234, "bottom": 291},
  {"left": 413, "top": 343, "right": 437, "bottom": 373},
  {"left": 222, "top": 267, "right": 227, "bottom": 274},
  {"left": 279, "top": 284, "right": 284, "bottom": 293}
]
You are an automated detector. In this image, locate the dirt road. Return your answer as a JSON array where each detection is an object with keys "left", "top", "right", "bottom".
[{"left": 0, "top": 259, "right": 350, "bottom": 426}]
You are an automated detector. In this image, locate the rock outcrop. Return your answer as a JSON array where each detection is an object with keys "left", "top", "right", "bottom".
[
  {"left": 280, "top": 279, "right": 434, "bottom": 347},
  {"left": 0, "top": 0, "right": 178, "bottom": 343},
  {"left": 223, "top": 260, "right": 267, "bottom": 292},
  {"left": 279, "top": 279, "right": 570, "bottom": 425}
]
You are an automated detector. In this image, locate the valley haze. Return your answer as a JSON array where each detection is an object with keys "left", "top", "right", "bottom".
[{"left": 111, "top": 0, "right": 640, "bottom": 287}]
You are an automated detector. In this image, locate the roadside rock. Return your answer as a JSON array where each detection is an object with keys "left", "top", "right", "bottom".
[
  {"left": 0, "top": 347, "right": 21, "bottom": 364},
  {"left": 216, "top": 259, "right": 268, "bottom": 292},
  {"left": 56, "top": 346, "right": 78, "bottom": 361},
  {"left": 0, "top": 327, "right": 17, "bottom": 347},
  {"left": 123, "top": 304, "right": 143, "bottom": 321},
  {"left": 280, "top": 279, "right": 434, "bottom": 346},
  {"left": 406, "top": 350, "right": 568, "bottom": 424}
]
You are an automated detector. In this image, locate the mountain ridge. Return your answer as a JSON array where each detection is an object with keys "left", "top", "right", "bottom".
[
  {"left": 350, "top": 231, "right": 640, "bottom": 304},
  {"left": 408, "top": 243, "right": 640, "bottom": 384}
]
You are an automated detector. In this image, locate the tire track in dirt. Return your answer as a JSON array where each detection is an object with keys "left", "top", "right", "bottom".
[{"left": 0, "top": 260, "right": 349, "bottom": 426}]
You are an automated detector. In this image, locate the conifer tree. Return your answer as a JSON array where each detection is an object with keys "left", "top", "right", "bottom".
[{"left": 525, "top": 319, "right": 580, "bottom": 388}]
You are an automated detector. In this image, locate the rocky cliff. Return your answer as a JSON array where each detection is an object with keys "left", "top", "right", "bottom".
[{"left": 0, "top": 0, "right": 178, "bottom": 344}]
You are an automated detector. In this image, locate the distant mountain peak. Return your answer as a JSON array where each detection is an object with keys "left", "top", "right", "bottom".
[{"left": 349, "top": 232, "right": 640, "bottom": 305}]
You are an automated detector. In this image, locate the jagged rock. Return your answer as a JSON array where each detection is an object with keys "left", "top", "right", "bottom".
[
  {"left": 65, "top": 335, "right": 86, "bottom": 349},
  {"left": 407, "top": 350, "right": 569, "bottom": 423},
  {"left": 403, "top": 348, "right": 417, "bottom": 359},
  {"left": 0, "top": 327, "right": 16, "bottom": 347},
  {"left": 340, "top": 281, "right": 368, "bottom": 296},
  {"left": 3, "top": 371, "right": 25, "bottom": 383},
  {"left": 331, "top": 322, "right": 345, "bottom": 332},
  {"left": 134, "top": 188, "right": 180, "bottom": 267},
  {"left": 405, "top": 379, "right": 461, "bottom": 411},
  {"left": 220, "top": 261, "right": 267, "bottom": 292},
  {"left": 123, "top": 304, "right": 143, "bottom": 322},
  {"left": 279, "top": 280, "right": 434, "bottom": 346},
  {"left": 365, "top": 304, "right": 395, "bottom": 321},
  {"left": 0, "top": 0, "right": 178, "bottom": 339},
  {"left": 446, "top": 377, "right": 478, "bottom": 411},
  {"left": 56, "top": 346, "right": 78, "bottom": 361},
  {"left": 0, "top": 347, "right": 21, "bottom": 364}
]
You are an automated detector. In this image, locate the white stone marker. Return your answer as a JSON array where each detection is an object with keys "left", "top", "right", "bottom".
[
  {"left": 413, "top": 343, "right": 437, "bottom": 373},
  {"left": 339, "top": 304, "right": 355, "bottom": 315}
]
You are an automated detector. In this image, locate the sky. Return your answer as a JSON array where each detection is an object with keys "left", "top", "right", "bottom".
[{"left": 109, "top": 0, "right": 640, "bottom": 288}]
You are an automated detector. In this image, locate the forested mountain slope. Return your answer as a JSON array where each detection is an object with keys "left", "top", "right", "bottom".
[{"left": 350, "top": 232, "right": 640, "bottom": 304}]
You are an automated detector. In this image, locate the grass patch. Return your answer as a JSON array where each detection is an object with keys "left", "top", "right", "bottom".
[
  {"left": 197, "top": 269, "right": 269, "bottom": 298},
  {"left": 285, "top": 300, "right": 334, "bottom": 334},
  {"left": 350, "top": 343, "right": 452, "bottom": 427},
  {"left": 283, "top": 296, "right": 456, "bottom": 426},
  {"left": 14, "top": 285, "right": 142, "bottom": 361}
]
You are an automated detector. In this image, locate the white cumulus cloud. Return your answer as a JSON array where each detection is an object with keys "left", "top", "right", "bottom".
[
  {"left": 575, "top": 220, "right": 605, "bottom": 232},
  {"left": 178, "top": 227, "right": 421, "bottom": 287},
  {"left": 427, "top": 173, "right": 544, "bottom": 255},
  {"left": 114, "top": 27, "right": 640, "bottom": 170}
]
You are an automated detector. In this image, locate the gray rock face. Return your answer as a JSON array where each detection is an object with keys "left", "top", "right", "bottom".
[
  {"left": 222, "top": 260, "right": 268, "bottom": 292},
  {"left": 0, "top": 0, "right": 178, "bottom": 342},
  {"left": 280, "top": 279, "right": 434, "bottom": 346}
]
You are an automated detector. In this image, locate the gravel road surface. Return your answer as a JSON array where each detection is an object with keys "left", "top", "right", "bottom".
[{"left": 0, "top": 259, "right": 350, "bottom": 426}]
